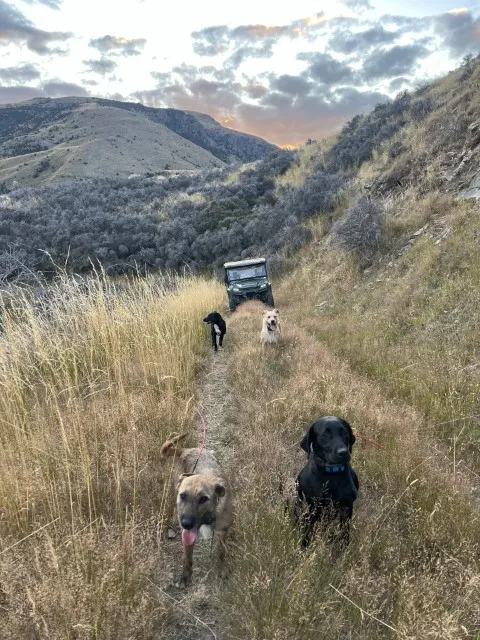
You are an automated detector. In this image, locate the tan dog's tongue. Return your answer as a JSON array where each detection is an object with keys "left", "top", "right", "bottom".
[{"left": 182, "top": 529, "right": 198, "bottom": 547}]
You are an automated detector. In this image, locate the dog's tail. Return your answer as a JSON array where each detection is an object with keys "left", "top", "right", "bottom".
[{"left": 160, "top": 433, "right": 188, "bottom": 457}]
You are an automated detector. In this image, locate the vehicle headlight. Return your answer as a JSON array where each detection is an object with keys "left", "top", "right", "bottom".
[
  {"left": 258, "top": 282, "right": 267, "bottom": 290},
  {"left": 231, "top": 285, "right": 240, "bottom": 292}
]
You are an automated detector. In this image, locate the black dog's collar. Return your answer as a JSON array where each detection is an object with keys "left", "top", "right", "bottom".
[
  {"left": 309, "top": 444, "right": 347, "bottom": 473},
  {"left": 308, "top": 445, "right": 359, "bottom": 497},
  {"left": 324, "top": 464, "right": 346, "bottom": 473}
]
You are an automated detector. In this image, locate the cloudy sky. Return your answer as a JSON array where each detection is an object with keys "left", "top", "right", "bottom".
[{"left": 1, "top": 0, "right": 480, "bottom": 145}]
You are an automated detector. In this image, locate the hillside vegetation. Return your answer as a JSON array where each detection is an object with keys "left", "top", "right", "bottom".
[
  {"left": 0, "top": 56, "right": 479, "bottom": 639},
  {"left": 0, "top": 150, "right": 297, "bottom": 278},
  {"left": 277, "top": 55, "right": 480, "bottom": 462},
  {"left": 0, "top": 97, "right": 276, "bottom": 187},
  {"left": 2, "top": 57, "right": 480, "bottom": 284}
]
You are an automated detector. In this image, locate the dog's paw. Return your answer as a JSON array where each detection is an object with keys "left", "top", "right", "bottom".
[{"left": 175, "top": 575, "right": 192, "bottom": 589}]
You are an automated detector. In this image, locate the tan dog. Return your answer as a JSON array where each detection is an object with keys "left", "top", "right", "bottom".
[
  {"left": 161, "top": 433, "right": 233, "bottom": 586},
  {"left": 260, "top": 308, "right": 281, "bottom": 345}
]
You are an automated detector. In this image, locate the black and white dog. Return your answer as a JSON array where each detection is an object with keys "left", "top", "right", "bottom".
[
  {"left": 203, "top": 312, "right": 226, "bottom": 352},
  {"left": 295, "top": 416, "right": 359, "bottom": 549}
]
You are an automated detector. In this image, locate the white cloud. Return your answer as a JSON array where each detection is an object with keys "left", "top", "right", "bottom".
[{"left": 2, "top": 0, "right": 479, "bottom": 143}]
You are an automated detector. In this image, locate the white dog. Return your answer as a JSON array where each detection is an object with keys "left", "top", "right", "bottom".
[{"left": 261, "top": 308, "right": 281, "bottom": 345}]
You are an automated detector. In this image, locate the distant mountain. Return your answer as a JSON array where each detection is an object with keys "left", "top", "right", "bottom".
[{"left": 0, "top": 97, "right": 277, "bottom": 187}]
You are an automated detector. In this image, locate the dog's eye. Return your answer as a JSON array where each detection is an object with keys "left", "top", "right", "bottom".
[
  {"left": 198, "top": 495, "right": 209, "bottom": 504},
  {"left": 179, "top": 492, "right": 187, "bottom": 501}
]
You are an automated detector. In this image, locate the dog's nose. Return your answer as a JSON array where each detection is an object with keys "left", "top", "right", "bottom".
[
  {"left": 180, "top": 515, "right": 195, "bottom": 530},
  {"left": 336, "top": 447, "right": 349, "bottom": 458}
]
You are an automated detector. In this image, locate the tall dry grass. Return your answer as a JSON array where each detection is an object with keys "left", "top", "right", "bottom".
[
  {"left": 219, "top": 303, "right": 480, "bottom": 639},
  {"left": 355, "top": 61, "right": 480, "bottom": 196},
  {"left": 0, "top": 271, "right": 224, "bottom": 639},
  {"left": 276, "top": 138, "right": 335, "bottom": 192},
  {"left": 281, "top": 194, "right": 480, "bottom": 460}
]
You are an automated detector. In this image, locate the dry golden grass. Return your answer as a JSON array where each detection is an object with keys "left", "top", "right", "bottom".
[
  {"left": 351, "top": 60, "right": 480, "bottom": 199},
  {"left": 0, "top": 272, "right": 224, "bottom": 639},
  {"left": 223, "top": 161, "right": 258, "bottom": 185},
  {"left": 217, "top": 301, "right": 480, "bottom": 639},
  {"left": 281, "top": 193, "right": 480, "bottom": 458},
  {"left": 276, "top": 137, "right": 336, "bottom": 192},
  {"left": 210, "top": 69, "right": 480, "bottom": 633}
]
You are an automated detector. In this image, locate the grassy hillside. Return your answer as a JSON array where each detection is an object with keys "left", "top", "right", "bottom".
[
  {"left": 0, "top": 97, "right": 276, "bottom": 187},
  {"left": 282, "top": 194, "right": 480, "bottom": 455},
  {"left": 272, "top": 57, "right": 480, "bottom": 466},
  {"left": 1, "top": 56, "right": 480, "bottom": 639},
  {"left": 0, "top": 103, "right": 226, "bottom": 186},
  {"left": 0, "top": 261, "right": 478, "bottom": 638}
]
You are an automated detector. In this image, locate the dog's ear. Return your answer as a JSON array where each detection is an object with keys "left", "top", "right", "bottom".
[
  {"left": 299, "top": 432, "right": 309, "bottom": 452},
  {"left": 214, "top": 483, "right": 226, "bottom": 497},
  {"left": 300, "top": 424, "right": 315, "bottom": 453},
  {"left": 160, "top": 433, "right": 187, "bottom": 457},
  {"left": 340, "top": 418, "right": 356, "bottom": 448}
]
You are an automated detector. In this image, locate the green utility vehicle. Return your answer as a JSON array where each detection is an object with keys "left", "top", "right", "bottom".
[{"left": 223, "top": 258, "right": 275, "bottom": 312}]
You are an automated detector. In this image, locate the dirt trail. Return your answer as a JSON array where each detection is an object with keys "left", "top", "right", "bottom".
[
  {"left": 161, "top": 347, "right": 235, "bottom": 640},
  {"left": 197, "top": 350, "right": 236, "bottom": 468}
]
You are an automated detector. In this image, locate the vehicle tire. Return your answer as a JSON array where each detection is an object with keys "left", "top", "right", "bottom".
[
  {"left": 265, "top": 289, "right": 275, "bottom": 307},
  {"left": 229, "top": 296, "right": 237, "bottom": 312}
]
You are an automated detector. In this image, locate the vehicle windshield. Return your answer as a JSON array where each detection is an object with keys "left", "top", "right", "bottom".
[{"left": 226, "top": 264, "right": 267, "bottom": 282}]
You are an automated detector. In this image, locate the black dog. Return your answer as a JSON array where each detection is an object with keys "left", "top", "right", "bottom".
[
  {"left": 203, "top": 312, "right": 226, "bottom": 352},
  {"left": 295, "top": 416, "right": 359, "bottom": 549}
]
